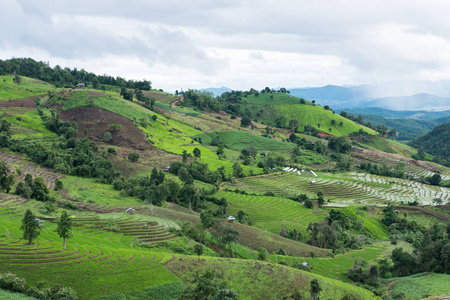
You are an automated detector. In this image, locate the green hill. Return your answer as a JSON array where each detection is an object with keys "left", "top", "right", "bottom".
[
  {"left": 0, "top": 62, "right": 448, "bottom": 300},
  {"left": 241, "top": 93, "right": 376, "bottom": 136},
  {"left": 409, "top": 122, "right": 450, "bottom": 158},
  {"left": 0, "top": 75, "right": 59, "bottom": 100}
]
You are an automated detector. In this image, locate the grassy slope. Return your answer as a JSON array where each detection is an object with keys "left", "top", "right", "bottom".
[
  {"left": 210, "top": 131, "right": 295, "bottom": 151},
  {"left": 166, "top": 256, "right": 379, "bottom": 300},
  {"left": 0, "top": 208, "right": 182, "bottom": 300},
  {"left": 0, "top": 76, "right": 59, "bottom": 100},
  {"left": 387, "top": 273, "right": 450, "bottom": 300},
  {"left": 271, "top": 242, "right": 387, "bottom": 281},
  {"left": 2, "top": 110, "right": 57, "bottom": 138},
  {"left": 59, "top": 90, "right": 256, "bottom": 175},
  {"left": 242, "top": 93, "right": 377, "bottom": 136}
]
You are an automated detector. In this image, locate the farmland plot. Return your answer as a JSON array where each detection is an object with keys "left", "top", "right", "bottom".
[{"left": 228, "top": 171, "right": 450, "bottom": 206}]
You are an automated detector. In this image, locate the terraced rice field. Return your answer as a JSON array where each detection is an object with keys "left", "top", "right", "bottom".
[
  {"left": 367, "top": 156, "right": 450, "bottom": 180},
  {"left": 0, "top": 208, "right": 183, "bottom": 299},
  {"left": 216, "top": 190, "right": 327, "bottom": 226},
  {"left": 230, "top": 171, "right": 450, "bottom": 206},
  {"left": 0, "top": 151, "right": 60, "bottom": 189},
  {"left": 269, "top": 243, "right": 386, "bottom": 281}
]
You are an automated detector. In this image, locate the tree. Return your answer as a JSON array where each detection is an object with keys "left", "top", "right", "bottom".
[
  {"left": 54, "top": 178, "right": 64, "bottom": 191},
  {"left": 193, "top": 147, "right": 201, "bottom": 159},
  {"left": 304, "top": 199, "right": 313, "bottom": 209},
  {"left": 258, "top": 247, "right": 268, "bottom": 260},
  {"left": 194, "top": 244, "right": 203, "bottom": 260},
  {"left": 232, "top": 163, "right": 244, "bottom": 178},
  {"left": 237, "top": 210, "right": 246, "bottom": 223},
  {"left": 0, "top": 161, "right": 15, "bottom": 193},
  {"left": 417, "top": 148, "right": 425, "bottom": 161},
  {"left": 13, "top": 74, "right": 22, "bottom": 85},
  {"left": 213, "top": 224, "right": 240, "bottom": 250},
  {"left": 289, "top": 119, "right": 299, "bottom": 132},
  {"left": 55, "top": 211, "right": 73, "bottom": 247},
  {"left": 240, "top": 116, "right": 251, "bottom": 127},
  {"left": 317, "top": 196, "right": 325, "bottom": 207},
  {"left": 128, "top": 152, "right": 140, "bottom": 162},
  {"left": 21, "top": 209, "right": 40, "bottom": 244},
  {"left": 429, "top": 173, "right": 441, "bottom": 186},
  {"left": 216, "top": 144, "right": 225, "bottom": 156},
  {"left": 310, "top": 279, "right": 322, "bottom": 300},
  {"left": 182, "top": 150, "right": 189, "bottom": 163}
]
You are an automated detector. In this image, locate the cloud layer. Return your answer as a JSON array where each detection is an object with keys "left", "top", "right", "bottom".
[{"left": 2, "top": 0, "right": 450, "bottom": 91}]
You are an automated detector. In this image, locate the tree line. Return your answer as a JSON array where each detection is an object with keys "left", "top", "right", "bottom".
[{"left": 0, "top": 57, "right": 151, "bottom": 90}]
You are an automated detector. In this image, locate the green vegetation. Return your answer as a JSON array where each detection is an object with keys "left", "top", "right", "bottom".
[
  {"left": 387, "top": 273, "right": 450, "bottom": 299},
  {"left": 0, "top": 75, "right": 59, "bottom": 100},
  {"left": 0, "top": 58, "right": 449, "bottom": 299}
]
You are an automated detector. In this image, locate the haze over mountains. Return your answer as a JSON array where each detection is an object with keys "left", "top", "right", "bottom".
[{"left": 204, "top": 80, "right": 450, "bottom": 111}]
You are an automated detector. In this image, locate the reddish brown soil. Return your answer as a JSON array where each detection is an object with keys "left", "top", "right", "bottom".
[
  {"left": 0, "top": 95, "right": 44, "bottom": 108},
  {"left": 60, "top": 107, "right": 149, "bottom": 150}
]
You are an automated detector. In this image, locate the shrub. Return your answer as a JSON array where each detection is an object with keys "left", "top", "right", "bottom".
[
  {"left": 0, "top": 272, "right": 26, "bottom": 293},
  {"left": 103, "top": 131, "right": 112, "bottom": 143},
  {"left": 128, "top": 152, "right": 140, "bottom": 162},
  {"left": 107, "top": 147, "right": 117, "bottom": 155},
  {"left": 64, "top": 202, "right": 78, "bottom": 210}
]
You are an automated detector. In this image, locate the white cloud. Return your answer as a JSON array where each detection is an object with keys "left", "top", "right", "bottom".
[{"left": 2, "top": 0, "right": 450, "bottom": 91}]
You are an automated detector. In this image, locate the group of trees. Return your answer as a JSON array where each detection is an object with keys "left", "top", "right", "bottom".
[
  {"left": 0, "top": 58, "right": 151, "bottom": 90},
  {"left": 0, "top": 119, "right": 118, "bottom": 183},
  {"left": 307, "top": 207, "right": 370, "bottom": 251},
  {"left": 21, "top": 209, "right": 72, "bottom": 246},
  {"left": 359, "top": 162, "right": 405, "bottom": 179}
]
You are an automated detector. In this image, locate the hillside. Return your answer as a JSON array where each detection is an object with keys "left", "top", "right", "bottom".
[
  {"left": 0, "top": 61, "right": 449, "bottom": 300},
  {"left": 410, "top": 122, "right": 450, "bottom": 158},
  {"left": 240, "top": 92, "right": 376, "bottom": 136}
]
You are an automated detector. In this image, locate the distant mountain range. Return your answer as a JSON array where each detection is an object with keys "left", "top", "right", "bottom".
[
  {"left": 201, "top": 80, "right": 450, "bottom": 110},
  {"left": 200, "top": 87, "right": 232, "bottom": 97},
  {"left": 288, "top": 81, "right": 450, "bottom": 110}
]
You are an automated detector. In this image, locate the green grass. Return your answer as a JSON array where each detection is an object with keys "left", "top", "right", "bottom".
[
  {"left": 2, "top": 110, "right": 57, "bottom": 138},
  {"left": 0, "top": 290, "right": 37, "bottom": 300},
  {"left": 210, "top": 131, "right": 295, "bottom": 151},
  {"left": 166, "top": 255, "right": 379, "bottom": 299},
  {"left": 0, "top": 76, "right": 59, "bottom": 100},
  {"left": 387, "top": 273, "right": 450, "bottom": 300},
  {"left": 60, "top": 90, "right": 256, "bottom": 175},
  {"left": 240, "top": 93, "right": 376, "bottom": 137},
  {"left": 216, "top": 190, "right": 327, "bottom": 236},
  {"left": 0, "top": 208, "right": 182, "bottom": 300},
  {"left": 61, "top": 175, "right": 141, "bottom": 206}
]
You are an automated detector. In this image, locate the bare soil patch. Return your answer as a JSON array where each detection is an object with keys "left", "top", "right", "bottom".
[
  {"left": 60, "top": 107, "right": 149, "bottom": 150},
  {"left": 0, "top": 95, "right": 44, "bottom": 108}
]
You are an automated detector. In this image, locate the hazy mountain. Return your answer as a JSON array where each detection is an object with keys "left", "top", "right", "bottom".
[
  {"left": 288, "top": 80, "right": 450, "bottom": 110},
  {"left": 200, "top": 86, "right": 232, "bottom": 97},
  {"left": 339, "top": 107, "right": 450, "bottom": 120},
  {"left": 361, "top": 93, "right": 450, "bottom": 110}
]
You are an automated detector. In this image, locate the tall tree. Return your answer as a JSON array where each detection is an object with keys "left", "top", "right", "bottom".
[
  {"left": 20, "top": 209, "right": 40, "bottom": 244},
  {"left": 193, "top": 147, "right": 201, "bottom": 159},
  {"left": 55, "top": 210, "right": 73, "bottom": 247},
  {"left": 310, "top": 279, "right": 322, "bottom": 300}
]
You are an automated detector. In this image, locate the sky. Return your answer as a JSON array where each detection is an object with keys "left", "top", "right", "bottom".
[{"left": 2, "top": 0, "right": 450, "bottom": 92}]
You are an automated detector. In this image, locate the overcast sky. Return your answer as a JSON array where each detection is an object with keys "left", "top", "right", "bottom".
[{"left": 2, "top": 0, "right": 450, "bottom": 92}]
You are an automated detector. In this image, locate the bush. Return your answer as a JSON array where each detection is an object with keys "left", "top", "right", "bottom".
[
  {"left": 128, "top": 152, "right": 140, "bottom": 162},
  {"left": 107, "top": 147, "right": 117, "bottom": 155},
  {"left": 0, "top": 272, "right": 26, "bottom": 293},
  {"left": 103, "top": 131, "right": 112, "bottom": 143},
  {"left": 63, "top": 202, "right": 78, "bottom": 210}
]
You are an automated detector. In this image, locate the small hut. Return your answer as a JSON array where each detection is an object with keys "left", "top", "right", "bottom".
[{"left": 227, "top": 216, "right": 236, "bottom": 223}]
